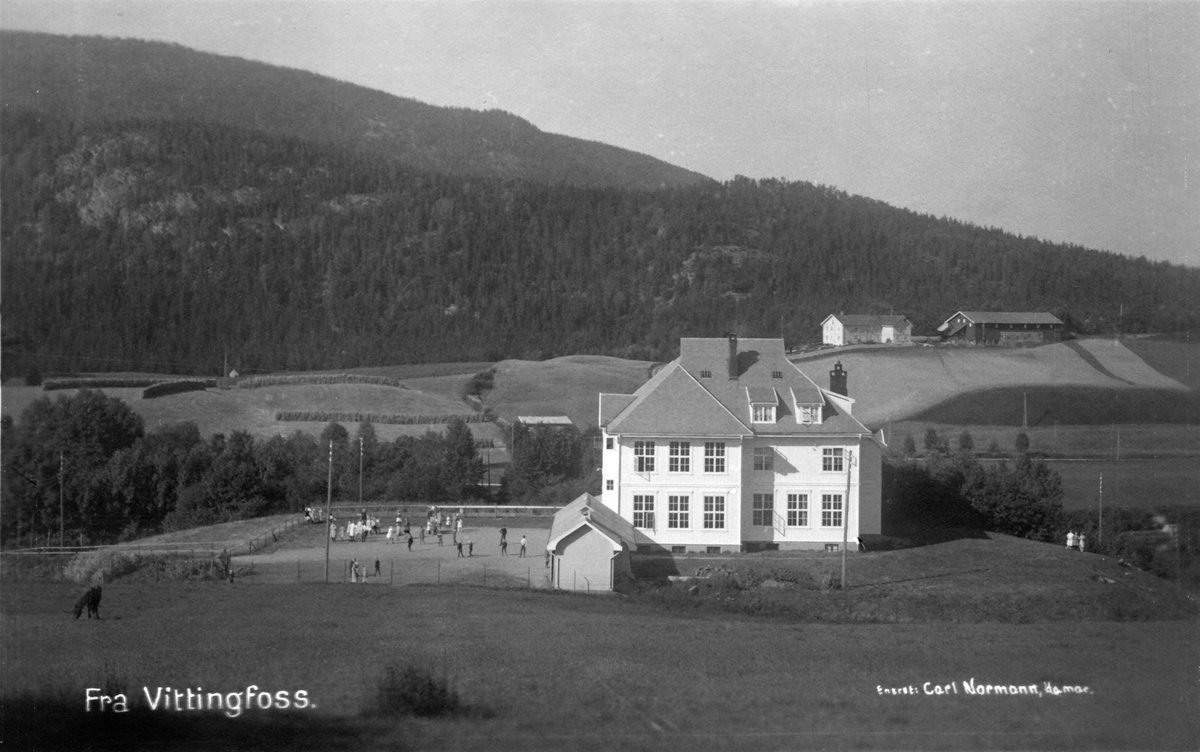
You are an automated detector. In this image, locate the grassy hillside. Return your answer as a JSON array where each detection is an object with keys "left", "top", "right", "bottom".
[
  {"left": 485, "top": 355, "right": 656, "bottom": 428},
  {"left": 3, "top": 531, "right": 1197, "bottom": 750},
  {"left": 794, "top": 339, "right": 1191, "bottom": 425}
]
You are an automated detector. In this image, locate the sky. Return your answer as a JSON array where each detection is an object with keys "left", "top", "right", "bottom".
[{"left": 2, "top": 1, "right": 1197, "bottom": 267}]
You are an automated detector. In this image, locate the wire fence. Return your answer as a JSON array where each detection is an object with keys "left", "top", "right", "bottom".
[
  {"left": 235, "top": 556, "right": 554, "bottom": 589},
  {"left": 1, "top": 515, "right": 306, "bottom": 558}
]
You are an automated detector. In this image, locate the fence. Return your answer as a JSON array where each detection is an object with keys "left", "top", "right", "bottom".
[
  {"left": 234, "top": 556, "right": 554, "bottom": 589},
  {"left": 326, "top": 504, "right": 562, "bottom": 519},
  {"left": 0, "top": 515, "right": 307, "bottom": 558}
]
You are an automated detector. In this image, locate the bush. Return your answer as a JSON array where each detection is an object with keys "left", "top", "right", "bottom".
[
  {"left": 365, "top": 662, "right": 462, "bottom": 718},
  {"left": 44, "top": 377, "right": 160, "bottom": 390},
  {"left": 64, "top": 550, "right": 146, "bottom": 583}
]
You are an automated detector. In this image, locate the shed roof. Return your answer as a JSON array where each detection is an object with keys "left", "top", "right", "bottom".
[
  {"left": 518, "top": 416, "right": 573, "bottom": 425},
  {"left": 547, "top": 494, "right": 637, "bottom": 553}
]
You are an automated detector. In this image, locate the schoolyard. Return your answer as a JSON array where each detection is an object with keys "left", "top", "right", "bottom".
[{"left": 236, "top": 517, "right": 554, "bottom": 588}]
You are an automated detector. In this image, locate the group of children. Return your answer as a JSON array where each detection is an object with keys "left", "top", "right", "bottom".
[
  {"left": 329, "top": 507, "right": 534, "bottom": 570},
  {"left": 1065, "top": 530, "right": 1088, "bottom": 552}
]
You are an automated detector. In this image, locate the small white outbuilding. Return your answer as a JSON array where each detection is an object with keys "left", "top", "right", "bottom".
[{"left": 547, "top": 493, "right": 636, "bottom": 592}]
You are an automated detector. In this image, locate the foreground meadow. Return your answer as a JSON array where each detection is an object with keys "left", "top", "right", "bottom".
[{"left": 2, "top": 572, "right": 1196, "bottom": 751}]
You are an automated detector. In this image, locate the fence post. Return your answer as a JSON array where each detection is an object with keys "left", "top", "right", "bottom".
[
  {"left": 390, "top": 560, "right": 394, "bottom": 586},
  {"left": 297, "top": 559, "right": 301, "bottom": 583},
  {"left": 528, "top": 568, "right": 531, "bottom": 588},
  {"left": 437, "top": 561, "right": 441, "bottom": 584}
]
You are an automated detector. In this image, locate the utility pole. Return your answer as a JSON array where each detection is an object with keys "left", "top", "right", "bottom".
[
  {"left": 358, "top": 437, "right": 364, "bottom": 507},
  {"left": 841, "top": 449, "right": 855, "bottom": 589},
  {"left": 1098, "top": 472, "right": 1103, "bottom": 549},
  {"left": 324, "top": 439, "right": 333, "bottom": 583},
  {"left": 59, "top": 452, "right": 65, "bottom": 548}
]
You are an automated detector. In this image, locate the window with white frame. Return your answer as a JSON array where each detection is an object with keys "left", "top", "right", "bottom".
[
  {"left": 668, "top": 441, "right": 691, "bottom": 472},
  {"left": 703, "top": 495, "right": 725, "bottom": 529},
  {"left": 772, "top": 370, "right": 783, "bottom": 379},
  {"left": 821, "top": 494, "right": 843, "bottom": 527},
  {"left": 634, "top": 441, "right": 655, "bottom": 473},
  {"left": 605, "top": 479, "right": 614, "bottom": 491},
  {"left": 787, "top": 493, "right": 808, "bottom": 526},
  {"left": 703, "top": 442, "right": 725, "bottom": 473},
  {"left": 633, "top": 495, "right": 655, "bottom": 529},
  {"left": 605, "top": 437, "right": 613, "bottom": 450},
  {"left": 753, "top": 446, "right": 774, "bottom": 471},
  {"left": 752, "top": 493, "right": 774, "bottom": 526},
  {"left": 700, "top": 369, "right": 712, "bottom": 379},
  {"left": 752, "top": 403, "right": 776, "bottom": 423},
  {"left": 668, "top": 495, "right": 690, "bottom": 528},
  {"left": 798, "top": 405, "right": 819, "bottom": 424},
  {"left": 822, "top": 447, "right": 844, "bottom": 472}
]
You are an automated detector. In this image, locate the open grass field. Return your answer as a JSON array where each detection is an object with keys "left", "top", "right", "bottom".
[
  {"left": 2, "top": 531, "right": 1197, "bottom": 750},
  {"left": 793, "top": 339, "right": 1189, "bottom": 425},
  {"left": 484, "top": 354, "right": 656, "bottom": 428},
  {"left": 0, "top": 381, "right": 499, "bottom": 444}
]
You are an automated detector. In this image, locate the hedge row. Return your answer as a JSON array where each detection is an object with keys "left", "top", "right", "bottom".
[
  {"left": 44, "top": 377, "right": 162, "bottom": 390},
  {"left": 142, "top": 380, "right": 216, "bottom": 399},
  {"left": 275, "top": 411, "right": 493, "bottom": 425},
  {"left": 238, "top": 374, "right": 407, "bottom": 389}
]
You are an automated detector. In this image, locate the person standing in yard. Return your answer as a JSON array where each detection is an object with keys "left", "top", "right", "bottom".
[
  {"left": 437, "top": 530, "right": 444, "bottom": 547},
  {"left": 1067, "top": 531, "right": 1076, "bottom": 550},
  {"left": 468, "top": 538, "right": 474, "bottom": 557},
  {"left": 1078, "top": 534, "right": 1087, "bottom": 553},
  {"left": 501, "top": 538, "right": 508, "bottom": 556},
  {"left": 407, "top": 533, "right": 414, "bottom": 552},
  {"left": 457, "top": 540, "right": 465, "bottom": 558},
  {"left": 374, "top": 559, "right": 381, "bottom": 577},
  {"left": 519, "top": 535, "right": 527, "bottom": 558},
  {"left": 500, "top": 527, "right": 507, "bottom": 546},
  {"left": 419, "top": 526, "right": 426, "bottom": 545}
]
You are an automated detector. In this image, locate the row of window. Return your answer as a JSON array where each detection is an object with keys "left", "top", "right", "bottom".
[
  {"left": 629, "top": 493, "right": 843, "bottom": 530},
  {"left": 751, "top": 493, "right": 843, "bottom": 528},
  {"left": 633, "top": 441, "right": 726, "bottom": 473},
  {"left": 623, "top": 442, "right": 845, "bottom": 474},
  {"left": 633, "top": 494, "right": 726, "bottom": 530}
]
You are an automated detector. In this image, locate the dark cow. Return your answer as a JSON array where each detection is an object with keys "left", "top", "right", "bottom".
[{"left": 72, "top": 585, "right": 102, "bottom": 620}]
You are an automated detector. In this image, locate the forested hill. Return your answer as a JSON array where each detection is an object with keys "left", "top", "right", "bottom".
[
  {"left": 0, "top": 31, "right": 709, "bottom": 191},
  {"left": 3, "top": 113, "right": 1199, "bottom": 377}
]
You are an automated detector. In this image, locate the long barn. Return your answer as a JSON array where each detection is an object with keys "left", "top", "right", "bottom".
[{"left": 938, "top": 311, "right": 1064, "bottom": 345}]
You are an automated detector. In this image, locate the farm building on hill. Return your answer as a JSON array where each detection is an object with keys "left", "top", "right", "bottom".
[
  {"left": 821, "top": 314, "right": 912, "bottom": 346},
  {"left": 938, "top": 311, "right": 1064, "bottom": 345},
  {"left": 547, "top": 493, "right": 636, "bottom": 592},
  {"left": 598, "top": 336, "right": 882, "bottom": 553}
]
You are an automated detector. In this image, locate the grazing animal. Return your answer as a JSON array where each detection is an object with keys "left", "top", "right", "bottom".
[{"left": 73, "top": 585, "right": 102, "bottom": 620}]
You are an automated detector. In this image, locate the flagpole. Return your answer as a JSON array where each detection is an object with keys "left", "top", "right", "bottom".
[{"left": 324, "top": 438, "right": 333, "bottom": 583}]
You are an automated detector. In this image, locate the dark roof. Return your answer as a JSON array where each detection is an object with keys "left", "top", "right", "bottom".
[
  {"left": 603, "top": 337, "right": 872, "bottom": 437},
  {"left": 945, "top": 311, "right": 1064, "bottom": 326},
  {"left": 822, "top": 314, "right": 912, "bottom": 328}
]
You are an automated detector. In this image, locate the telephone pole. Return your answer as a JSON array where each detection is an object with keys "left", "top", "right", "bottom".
[
  {"left": 324, "top": 439, "right": 334, "bottom": 583},
  {"left": 59, "top": 452, "right": 65, "bottom": 548}
]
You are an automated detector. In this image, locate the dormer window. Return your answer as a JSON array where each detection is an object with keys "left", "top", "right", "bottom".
[
  {"left": 700, "top": 370, "right": 712, "bottom": 379},
  {"left": 797, "top": 404, "right": 821, "bottom": 425},
  {"left": 752, "top": 404, "right": 776, "bottom": 423},
  {"left": 772, "top": 370, "right": 783, "bottom": 379}
]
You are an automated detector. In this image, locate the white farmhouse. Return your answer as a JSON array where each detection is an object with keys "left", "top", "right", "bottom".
[
  {"left": 821, "top": 314, "right": 912, "bottom": 346},
  {"left": 598, "top": 336, "right": 882, "bottom": 552}
]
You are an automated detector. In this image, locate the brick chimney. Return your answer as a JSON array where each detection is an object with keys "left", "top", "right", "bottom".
[
  {"left": 727, "top": 334, "right": 739, "bottom": 380},
  {"left": 829, "top": 361, "right": 848, "bottom": 396}
]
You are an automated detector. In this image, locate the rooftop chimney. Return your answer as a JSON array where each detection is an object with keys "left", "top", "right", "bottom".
[
  {"left": 727, "top": 334, "right": 739, "bottom": 380},
  {"left": 829, "top": 361, "right": 848, "bottom": 396}
]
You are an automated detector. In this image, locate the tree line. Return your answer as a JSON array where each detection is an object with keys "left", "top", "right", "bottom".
[
  {"left": 3, "top": 112, "right": 1199, "bottom": 380},
  {"left": 1, "top": 389, "right": 601, "bottom": 547}
]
